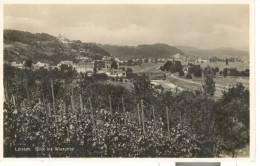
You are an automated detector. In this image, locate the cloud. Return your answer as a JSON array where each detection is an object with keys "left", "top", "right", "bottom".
[
  {"left": 4, "top": 4, "right": 249, "bottom": 50},
  {"left": 4, "top": 16, "right": 46, "bottom": 31}
]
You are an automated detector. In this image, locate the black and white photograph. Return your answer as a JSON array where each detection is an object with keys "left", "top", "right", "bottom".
[
  {"left": 176, "top": 162, "right": 220, "bottom": 166},
  {"left": 2, "top": 3, "right": 252, "bottom": 158}
]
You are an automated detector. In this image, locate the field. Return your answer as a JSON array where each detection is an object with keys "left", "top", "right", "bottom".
[
  {"left": 201, "top": 61, "right": 249, "bottom": 71},
  {"left": 167, "top": 73, "right": 249, "bottom": 98},
  {"left": 128, "top": 62, "right": 249, "bottom": 98},
  {"left": 128, "top": 62, "right": 164, "bottom": 73}
]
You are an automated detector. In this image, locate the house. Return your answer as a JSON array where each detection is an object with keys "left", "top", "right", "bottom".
[
  {"left": 173, "top": 53, "right": 181, "bottom": 58},
  {"left": 114, "top": 57, "right": 123, "bottom": 63},
  {"left": 102, "top": 56, "right": 112, "bottom": 61},
  {"left": 109, "top": 69, "right": 126, "bottom": 78},
  {"left": 161, "top": 58, "right": 166, "bottom": 62},
  {"left": 58, "top": 60, "right": 74, "bottom": 67},
  {"left": 4, "top": 61, "right": 11, "bottom": 65},
  {"left": 33, "top": 62, "right": 49, "bottom": 69},
  {"left": 108, "top": 69, "right": 128, "bottom": 82},
  {"left": 76, "top": 56, "right": 89, "bottom": 61},
  {"left": 74, "top": 62, "right": 94, "bottom": 73},
  {"left": 48, "top": 65, "right": 58, "bottom": 70},
  {"left": 132, "top": 58, "right": 139, "bottom": 62},
  {"left": 94, "top": 60, "right": 106, "bottom": 73},
  {"left": 196, "top": 58, "right": 209, "bottom": 64},
  {"left": 183, "top": 63, "right": 202, "bottom": 77},
  {"left": 172, "top": 53, "right": 187, "bottom": 62},
  {"left": 167, "top": 58, "right": 174, "bottom": 61},
  {"left": 11, "top": 61, "right": 24, "bottom": 69},
  {"left": 57, "top": 34, "right": 71, "bottom": 44}
]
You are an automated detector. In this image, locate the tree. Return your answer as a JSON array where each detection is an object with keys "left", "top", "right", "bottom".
[
  {"left": 127, "top": 59, "right": 133, "bottom": 66},
  {"left": 193, "top": 66, "right": 202, "bottom": 77},
  {"left": 126, "top": 68, "right": 133, "bottom": 78},
  {"left": 223, "top": 68, "right": 228, "bottom": 77},
  {"left": 202, "top": 66, "right": 215, "bottom": 96},
  {"left": 179, "top": 70, "right": 184, "bottom": 77},
  {"left": 111, "top": 59, "right": 119, "bottom": 69},
  {"left": 160, "top": 61, "right": 173, "bottom": 71},
  {"left": 186, "top": 72, "right": 192, "bottom": 79},
  {"left": 133, "top": 75, "right": 152, "bottom": 101},
  {"left": 216, "top": 83, "right": 249, "bottom": 157},
  {"left": 58, "top": 64, "right": 77, "bottom": 81},
  {"left": 93, "top": 73, "right": 108, "bottom": 81},
  {"left": 24, "top": 59, "right": 33, "bottom": 69},
  {"left": 226, "top": 58, "right": 229, "bottom": 66},
  {"left": 214, "top": 67, "right": 219, "bottom": 73},
  {"left": 154, "top": 58, "right": 158, "bottom": 64}
]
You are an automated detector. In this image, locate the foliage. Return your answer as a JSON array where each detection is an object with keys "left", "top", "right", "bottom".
[
  {"left": 215, "top": 83, "right": 249, "bottom": 157},
  {"left": 100, "top": 43, "right": 184, "bottom": 60},
  {"left": 160, "top": 60, "right": 183, "bottom": 74},
  {"left": 3, "top": 65, "right": 250, "bottom": 157},
  {"left": 222, "top": 68, "right": 249, "bottom": 77},
  {"left": 188, "top": 64, "right": 202, "bottom": 77},
  {"left": 4, "top": 29, "right": 110, "bottom": 64},
  {"left": 202, "top": 66, "right": 216, "bottom": 96}
]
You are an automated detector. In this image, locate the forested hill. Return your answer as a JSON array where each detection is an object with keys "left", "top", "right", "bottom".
[
  {"left": 99, "top": 43, "right": 184, "bottom": 60},
  {"left": 4, "top": 29, "right": 248, "bottom": 64},
  {"left": 99, "top": 43, "right": 248, "bottom": 62},
  {"left": 4, "top": 29, "right": 111, "bottom": 64}
]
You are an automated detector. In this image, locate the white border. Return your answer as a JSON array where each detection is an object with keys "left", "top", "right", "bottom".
[{"left": 0, "top": 0, "right": 256, "bottom": 163}]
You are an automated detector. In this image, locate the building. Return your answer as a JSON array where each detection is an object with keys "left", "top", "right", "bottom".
[
  {"left": 74, "top": 62, "right": 94, "bottom": 73},
  {"left": 196, "top": 58, "right": 209, "bottom": 64},
  {"left": 57, "top": 60, "right": 74, "bottom": 67},
  {"left": 33, "top": 62, "right": 49, "bottom": 70},
  {"left": 76, "top": 56, "right": 89, "bottom": 61},
  {"left": 10, "top": 61, "right": 24, "bottom": 69},
  {"left": 109, "top": 69, "right": 126, "bottom": 78}
]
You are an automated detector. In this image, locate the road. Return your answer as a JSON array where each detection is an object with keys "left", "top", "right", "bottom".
[
  {"left": 167, "top": 74, "right": 227, "bottom": 98},
  {"left": 169, "top": 74, "right": 227, "bottom": 89},
  {"left": 131, "top": 63, "right": 231, "bottom": 98}
]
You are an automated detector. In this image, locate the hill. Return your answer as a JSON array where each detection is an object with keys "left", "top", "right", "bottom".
[
  {"left": 99, "top": 43, "right": 184, "bottom": 60},
  {"left": 4, "top": 29, "right": 249, "bottom": 64},
  {"left": 99, "top": 43, "right": 248, "bottom": 63},
  {"left": 4, "top": 29, "right": 111, "bottom": 64}
]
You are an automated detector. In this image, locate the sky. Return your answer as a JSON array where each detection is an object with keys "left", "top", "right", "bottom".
[{"left": 4, "top": 4, "right": 249, "bottom": 50}]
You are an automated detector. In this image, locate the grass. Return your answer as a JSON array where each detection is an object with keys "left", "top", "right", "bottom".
[
  {"left": 122, "top": 62, "right": 249, "bottom": 98},
  {"left": 200, "top": 61, "right": 249, "bottom": 71},
  {"left": 191, "top": 76, "right": 249, "bottom": 88},
  {"left": 126, "top": 62, "right": 163, "bottom": 73}
]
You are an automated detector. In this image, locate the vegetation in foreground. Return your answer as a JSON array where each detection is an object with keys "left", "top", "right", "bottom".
[{"left": 3, "top": 65, "right": 249, "bottom": 157}]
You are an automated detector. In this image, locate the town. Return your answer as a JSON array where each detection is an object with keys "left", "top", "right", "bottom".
[{"left": 6, "top": 51, "right": 249, "bottom": 97}]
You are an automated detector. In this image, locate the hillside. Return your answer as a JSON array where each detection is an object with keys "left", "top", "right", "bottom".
[
  {"left": 99, "top": 43, "right": 184, "bottom": 60},
  {"left": 4, "top": 29, "right": 111, "bottom": 64},
  {"left": 99, "top": 43, "right": 249, "bottom": 63},
  {"left": 4, "top": 29, "right": 249, "bottom": 64}
]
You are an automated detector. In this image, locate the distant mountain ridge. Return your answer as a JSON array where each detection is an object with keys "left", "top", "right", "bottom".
[
  {"left": 177, "top": 46, "right": 249, "bottom": 61},
  {"left": 99, "top": 43, "right": 248, "bottom": 62},
  {"left": 4, "top": 29, "right": 249, "bottom": 64},
  {"left": 99, "top": 43, "right": 184, "bottom": 60},
  {"left": 4, "top": 29, "right": 111, "bottom": 64}
]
